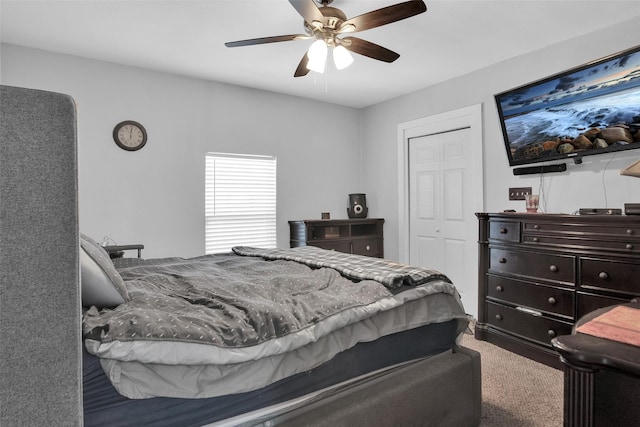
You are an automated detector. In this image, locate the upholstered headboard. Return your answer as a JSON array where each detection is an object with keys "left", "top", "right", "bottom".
[{"left": 0, "top": 85, "right": 82, "bottom": 425}]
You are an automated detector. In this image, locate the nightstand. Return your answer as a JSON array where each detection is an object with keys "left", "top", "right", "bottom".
[
  {"left": 103, "top": 244, "right": 144, "bottom": 259},
  {"left": 552, "top": 301, "right": 640, "bottom": 427}
]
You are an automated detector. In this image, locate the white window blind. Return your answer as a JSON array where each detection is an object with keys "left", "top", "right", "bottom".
[{"left": 205, "top": 153, "right": 277, "bottom": 254}]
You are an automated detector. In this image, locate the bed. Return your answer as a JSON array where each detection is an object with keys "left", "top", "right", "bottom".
[
  {"left": 80, "top": 235, "right": 481, "bottom": 426},
  {"left": 1, "top": 84, "right": 481, "bottom": 427}
]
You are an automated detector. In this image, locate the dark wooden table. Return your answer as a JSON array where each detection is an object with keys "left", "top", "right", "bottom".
[
  {"left": 103, "top": 244, "right": 144, "bottom": 259},
  {"left": 551, "top": 301, "right": 640, "bottom": 427}
]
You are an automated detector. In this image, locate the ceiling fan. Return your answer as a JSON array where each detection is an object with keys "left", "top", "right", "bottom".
[{"left": 224, "top": 0, "right": 427, "bottom": 77}]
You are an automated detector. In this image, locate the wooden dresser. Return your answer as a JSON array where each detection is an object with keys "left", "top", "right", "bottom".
[
  {"left": 289, "top": 218, "right": 384, "bottom": 258},
  {"left": 475, "top": 212, "right": 640, "bottom": 368}
]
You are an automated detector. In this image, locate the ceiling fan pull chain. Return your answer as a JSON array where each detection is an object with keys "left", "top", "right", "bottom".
[{"left": 325, "top": 66, "right": 329, "bottom": 93}]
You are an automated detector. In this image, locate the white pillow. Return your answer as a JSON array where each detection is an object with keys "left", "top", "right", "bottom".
[{"left": 80, "top": 234, "right": 129, "bottom": 308}]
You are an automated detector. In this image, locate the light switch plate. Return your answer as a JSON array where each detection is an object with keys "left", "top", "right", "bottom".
[{"left": 509, "top": 187, "right": 532, "bottom": 201}]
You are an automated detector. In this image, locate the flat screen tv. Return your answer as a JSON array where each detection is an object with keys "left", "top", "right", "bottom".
[{"left": 495, "top": 45, "right": 640, "bottom": 167}]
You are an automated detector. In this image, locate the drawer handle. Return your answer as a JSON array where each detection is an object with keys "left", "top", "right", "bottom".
[
  {"left": 626, "top": 244, "right": 633, "bottom": 250},
  {"left": 499, "top": 228, "right": 508, "bottom": 234},
  {"left": 549, "top": 265, "right": 558, "bottom": 273},
  {"left": 627, "top": 229, "right": 634, "bottom": 235},
  {"left": 365, "top": 245, "right": 371, "bottom": 251},
  {"left": 547, "top": 329, "right": 556, "bottom": 338},
  {"left": 495, "top": 314, "right": 503, "bottom": 321},
  {"left": 532, "top": 237, "right": 539, "bottom": 243},
  {"left": 499, "top": 258, "right": 507, "bottom": 264},
  {"left": 548, "top": 297, "right": 557, "bottom": 305},
  {"left": 599, "top": 271, "right": 609, "bottom": 280},
  {"left": 496, "top": 285, "right": 503, "bottom": 292},
  {"left": 533, "top": 224, "right": 540, "bottom": 230}
]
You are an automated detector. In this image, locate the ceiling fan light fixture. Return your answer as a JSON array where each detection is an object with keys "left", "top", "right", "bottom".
[
  {"left": 307, "top": 39, "right": 327, "bottom": 61},
  {"left": 333, "top": 44, "right": 353, "bottom": 70},
  {"left": 225, "top": 0, "right": 428, "bottom": 78},
  {"left": 310, "top": 20, "right": 324, "bottom": 30},
  {"left": 339, "top": 23, "right": 356, "bottom": 33},
  {"left": 307, "top": 57, "right": 326, "bottom": 73},
  {"left": 306, "top": 39, "right": 328, "bottom": 73}
]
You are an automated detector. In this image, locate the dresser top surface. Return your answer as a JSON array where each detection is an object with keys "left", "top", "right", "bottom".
[
  {"left": 289, "top": 218, "right": 384, "bottom": 224},
  {"left": 477, "top": 212, "right": 640, "bottom": 224}
]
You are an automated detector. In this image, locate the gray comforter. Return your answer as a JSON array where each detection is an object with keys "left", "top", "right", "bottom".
[
  {"left": 83, "top": 247, "right": 467, "bottom": 398},
  {"left": 84, "top": 247, "right": 458, "bottom": 351},
  {"left": 231, "top": 246, "right": 451, "bottom": 289}
]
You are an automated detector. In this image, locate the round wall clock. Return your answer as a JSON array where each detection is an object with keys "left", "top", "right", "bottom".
[{"left": 113, "top": 120, "right": 147, "bottom": 151}]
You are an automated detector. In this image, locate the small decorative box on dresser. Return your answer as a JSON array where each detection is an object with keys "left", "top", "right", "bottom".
[
  {"left": 289, "top": 218, "right": 384, "bottom": 258},
  {"left": 475, "top": 212, "right": 640, "bottom": 369}
]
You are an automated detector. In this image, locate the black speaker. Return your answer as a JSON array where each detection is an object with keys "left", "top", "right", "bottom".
[
  {"left": 513, "top": 163, "right": 567, "bottom": 175},
  {"left": 347, "top": 193, "right": 368, "bottom": 218}
]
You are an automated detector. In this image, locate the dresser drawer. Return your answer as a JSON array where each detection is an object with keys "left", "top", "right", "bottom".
[
  {"left": 489, "top": 248, "right": 575, "bottom": 284},
  {"left": 351, "top": 239, "right": 380, "bottom": 257},
  {"left": 311, "top": 241, "right": 352, "bottom": 254},
  {"left": 523, "top": 221, "right": 640, "bottom": 239},
  {"left": 487, "top": 275, "right": 574, "bottom": 318},
  {"left": 522, "top": 234, "right": 640, "bottom": 254},
  {"left": 487, "top": 301, "right": 573, "bottom": 347},
  {"left": 580, "top": 257, "right": 640, "bottom": 297},
  {"left": 489, "top": 220, "right": 520, "bottom": 242}
]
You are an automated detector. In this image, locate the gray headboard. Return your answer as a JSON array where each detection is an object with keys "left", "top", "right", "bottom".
[{"left": 1, "top": 85, "right": 82, "bottom": 425}]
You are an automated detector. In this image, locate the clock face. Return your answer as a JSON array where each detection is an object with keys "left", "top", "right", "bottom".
[{"left": 113, "top": 121, "right": 147, "bottom": 151}]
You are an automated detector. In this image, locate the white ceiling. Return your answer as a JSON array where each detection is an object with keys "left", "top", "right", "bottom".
[{"left": 2, "top": 0, "right": 640, "bottom": 108}]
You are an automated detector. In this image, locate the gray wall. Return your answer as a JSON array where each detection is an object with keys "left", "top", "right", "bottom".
[
  {"left": 1, "top": 44, "right": 363, "bottom": 258},
  {"left": 3, "top": 18, "right": 640, "bottom": 262},
  {"left": 361, "top": 17, "right": 640, "bottom": 260}
]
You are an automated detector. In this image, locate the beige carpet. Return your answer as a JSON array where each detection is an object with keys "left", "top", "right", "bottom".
[{"left": 461, "top": 333, "right": 564, "bottom": 427}]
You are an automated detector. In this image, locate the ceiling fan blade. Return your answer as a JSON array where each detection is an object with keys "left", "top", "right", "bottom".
[
  {"left": 225, "top": 34, "right": 310, "bottom": 48},
  {"left": 289, "top": 0, "right": 325, "bottom": 26},
  {"left": 339, "top": 0, "right": 426, "bottom": 33},
  {"left": 294, "top": 52, "right": 311, "bottom": 77},
  {"left": 341, "top": 37, "right": 400, "bottom": 63}
]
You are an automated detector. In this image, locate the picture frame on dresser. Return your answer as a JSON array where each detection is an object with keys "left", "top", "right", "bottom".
[{"left": 475, "top": 212, "right": 640, "bottom": 369}]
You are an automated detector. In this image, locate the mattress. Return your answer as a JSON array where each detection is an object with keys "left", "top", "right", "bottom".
[{"left": 84, "top": 319, "right": 462, "bottom": 427}]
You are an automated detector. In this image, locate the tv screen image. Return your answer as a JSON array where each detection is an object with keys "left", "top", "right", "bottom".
[{"left": 495, "top": 45, "right": 640, "bottom": 166}]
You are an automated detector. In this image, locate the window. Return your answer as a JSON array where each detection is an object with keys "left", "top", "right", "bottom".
[{"left": 205, "top": 153, "right": 277, "bottom": 254}]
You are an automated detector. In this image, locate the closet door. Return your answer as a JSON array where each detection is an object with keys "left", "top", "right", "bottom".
[{"left": 409, "top": 126, "right": 475, "bottom": 311}]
